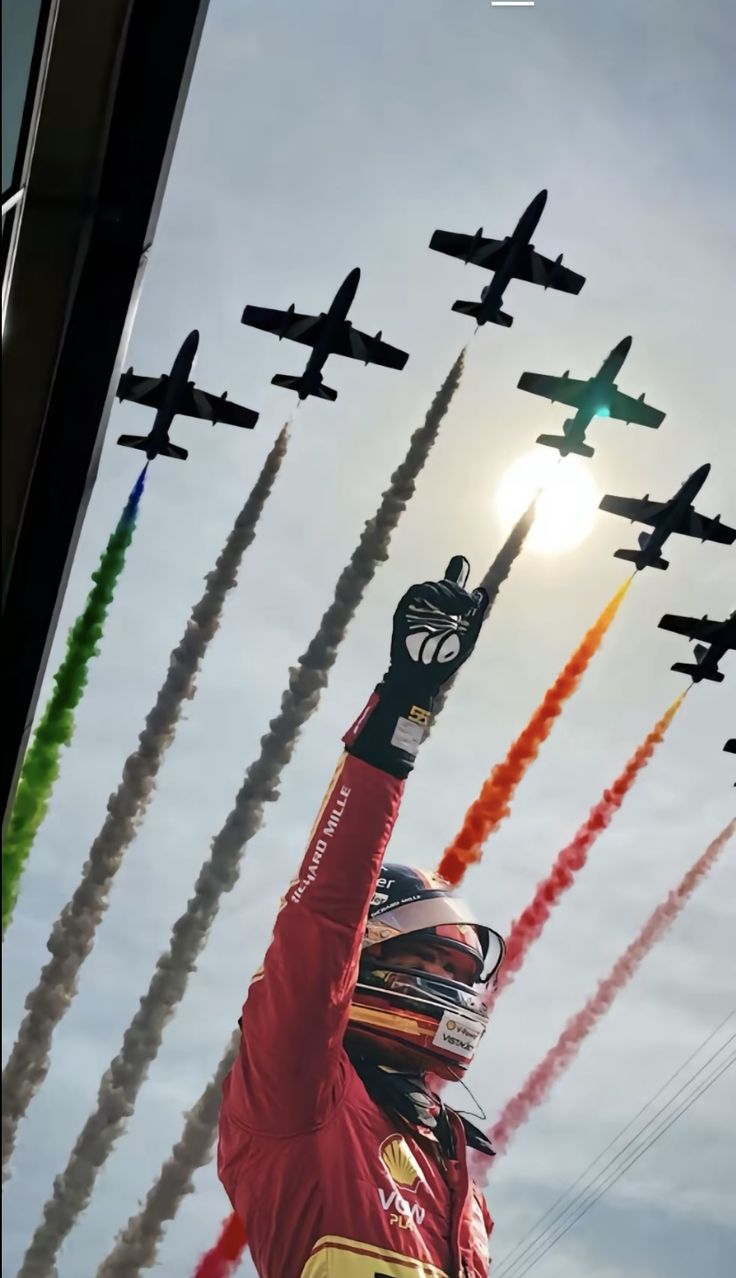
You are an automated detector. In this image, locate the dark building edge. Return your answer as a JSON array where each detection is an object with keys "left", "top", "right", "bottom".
[{"left": 2, "top": 0, "right": 211, "bottom": 829}]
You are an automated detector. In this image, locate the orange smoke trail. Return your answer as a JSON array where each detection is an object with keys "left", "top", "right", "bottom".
[
  {"left": 438, "top": 578, "right": 632, "bottom": 886},
  {"left": 194, "top": 1213, "right": 247, "bottom": 1278},
  {"left": 479, "top": 819, "right": 734, "bottom": 1173},
  {"left": 485, "top": 693, "right": 686, "bottom": 1013}
]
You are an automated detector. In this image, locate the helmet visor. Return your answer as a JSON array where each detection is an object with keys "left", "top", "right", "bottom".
[{"left": 365, "top": 894, "right": 504, "bottom": 982}]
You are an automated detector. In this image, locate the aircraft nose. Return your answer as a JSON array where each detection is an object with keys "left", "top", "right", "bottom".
[
  {"left": 696, "top": 462, "right": 711, "bottom": 480},
  {"left": 186, "top": 329, "right": 200, "bottom": 349},
  {"left": 619, "top": 335, "right": 633, "bottom": 353}
]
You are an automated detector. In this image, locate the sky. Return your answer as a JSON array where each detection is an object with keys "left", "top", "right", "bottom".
[{"left": 3, "top": 1, "right": 735, "bottom": 1275}]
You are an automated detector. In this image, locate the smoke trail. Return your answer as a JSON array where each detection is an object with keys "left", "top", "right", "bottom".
[
  {"left": 487, "top": 693, "right": 686, "bottom": 1012},
  {"left": 431, "top": 498, "right": 538, "bottom": 725},
  {"left": 482, "top": 819, "right": 734, "bottom": 1169},
  {"left": 95, "top": 1031, "right": 239, "bottom": 1278},
  {"left": 19, "top": 354, "right": 465, "bottom": 1277},
  {"left": 193, "top": 1217, "right": 247, "bottom": 1278},
  {"left": 1, "top": 430, "right": 289, "bottom": 1178},
  {"left": 438, "top": 578, "right": 632, "bottom": 886},
  {"left": 2, "top": 468, "right": 147, "bottom": 935},
  {"left": 193, "top": 1214, "right": 247, "bottom": 1278}
]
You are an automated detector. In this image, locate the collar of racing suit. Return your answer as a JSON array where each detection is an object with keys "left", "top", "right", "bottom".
[{"left": 352, "top": 1056, "right": 495, "bottom": 1163}]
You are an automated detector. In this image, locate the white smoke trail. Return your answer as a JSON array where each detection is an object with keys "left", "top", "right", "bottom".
[
  {"left": 17, "top": 354, "right": 465, "bottom": 1276},
  {"left": 2, "top": 427, "right": 289, "bottom": 1179}
]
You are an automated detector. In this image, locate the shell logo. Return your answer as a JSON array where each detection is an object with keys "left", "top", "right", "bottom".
[{"left": 379, "top": 1135, "right": 423, "bottom": 1191}]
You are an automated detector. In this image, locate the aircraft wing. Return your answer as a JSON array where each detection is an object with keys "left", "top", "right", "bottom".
[
  {"left": 599, "top": 495, "right": 666, "bottom": 524},
  {"left": 177, "top": 385, "right": 258, "bottom": 429},
  {"left": 677, "top": 510, "right": 736, "bottom": 545},
  {"left": 512, "top": 248, "right": 586, "bottom": 295},
  {"left": 517, "top": 371, "right": 590, "bottom": 409},
  {"left": 607, "top": 389, "right": 665, "bottom": 428},
  {"left": 429, "top": 229, "right": 508, "bottom": 270},
  {"left": 241, "top": 305, "right": 323, "bottom": 348},
  {"left": 328, "top": 324, "right": 409, "bottom": 370},
  {"left": 658, "top": 614, "right": 724, "bottom": 642},
  {"left": 117, "top": 373, "right": 167, "bottom": 408}
]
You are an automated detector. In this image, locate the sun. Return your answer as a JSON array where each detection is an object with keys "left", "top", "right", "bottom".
[{"left": 495, "top": 450, "right": 600, "bottom": 554}]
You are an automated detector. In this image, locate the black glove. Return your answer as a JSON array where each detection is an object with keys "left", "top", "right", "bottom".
[{"left": 344, "top": 556, "right": 488, "bottom": 778}]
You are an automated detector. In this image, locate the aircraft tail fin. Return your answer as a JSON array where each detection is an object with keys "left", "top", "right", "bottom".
[
  {"left": 451, "top": 299, "right": 513, "bottom": 328},
  {"left": 671, "top": 660, "right": 723, "bottom": 682},
  {"left": 161, "top": 441, "right": 188, "bottom": 460},
  {"left": 613, "top": 547, "right": 669, "bottom": 570},
  {"left": 117, "top": 434, "right": 187, "bottom": 460},
  {"left": 271, "top": 373, "right": 338, "bottom": 402},
  {"left": 117, "top": 434, "right": 149, "bottom": 452},
  {"left": 536, "top": 433, "right": 595, "bottom": 460},
  {"left": 672, "top": 645, "right": 722, "bottom": 681},
  {"left": 452, "top": 298, "right": 482, "bottom": 319}
]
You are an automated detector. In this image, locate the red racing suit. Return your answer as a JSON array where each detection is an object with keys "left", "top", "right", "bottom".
[{"left": 218, "top": 751, "right": 494, "bottom": 1277}]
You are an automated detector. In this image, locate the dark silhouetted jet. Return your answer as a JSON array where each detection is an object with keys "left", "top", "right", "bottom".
[
  {"left": 600, "top": 464, "right": 735, "bottom": 570},
  {"left": 659, "top": 610, "right": 735, "bottom": 683},
  {"left": 429, "top": 190, "right": 585, "bottom": 329},
  {"left": 117, "top": 330, "right": 258, "bottom": 461},
  {"left": 241, "top": 268, "right": 408, "bottom": 402},
  {"left": 519, "top": 335, "right": 665, "bottom": 459}
]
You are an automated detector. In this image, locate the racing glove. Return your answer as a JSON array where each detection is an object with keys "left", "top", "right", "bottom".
[{"left": 344, "top": 556, "right": 488, "bottom": 778}]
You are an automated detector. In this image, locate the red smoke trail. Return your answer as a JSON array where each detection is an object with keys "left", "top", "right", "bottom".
[
  {"left": 194, "top": 1214, "right": 246, "bottom": 1278},
  {"left": 479, "top": 819, "right": 734, "bottom": 1173},
  {"left": 486, "top": 693, "right": 686, "bottom": 1013},
  {"left": 438, "top": 579, "right": 632, "bottom": 887}
]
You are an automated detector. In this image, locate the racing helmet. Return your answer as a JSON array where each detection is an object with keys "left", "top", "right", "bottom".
[{"left": 346, "top": 864, "right": 505, "bottom": 1079}]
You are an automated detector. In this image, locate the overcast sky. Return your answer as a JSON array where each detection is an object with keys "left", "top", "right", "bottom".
[{"left": 3, "top": 1, "right": 735, "bottom": 1275}]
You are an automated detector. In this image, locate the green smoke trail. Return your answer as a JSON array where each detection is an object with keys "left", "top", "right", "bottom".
[{"left": 2, "top": 467, "right": 148, "bottom": 934}]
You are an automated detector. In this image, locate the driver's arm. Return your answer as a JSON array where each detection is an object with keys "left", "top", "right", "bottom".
[{"left": 218, "top": 559, "right": 487, "bottom": 1145}]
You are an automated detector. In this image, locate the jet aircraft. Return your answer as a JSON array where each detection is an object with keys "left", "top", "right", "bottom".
[
  {"left": 725, "top": 740, "right": 736, "bottom": 753},
  {"left": 241, "top": 267, "right": 408, "bottom": 402},
  {"left": 659, "top": 610, "right": 736, "bottom": 683},
  {"left": 116, "top": 330, "right": 258, "bottom": 461},
  {"left": 600, "top": 464, "right": 735, "bottom": 570},
  {"left": 429, "top": 190, "right": 585, "bottom": 328},
  {"left": 519, "top": 336, "right": 665, "bottom": 458}
]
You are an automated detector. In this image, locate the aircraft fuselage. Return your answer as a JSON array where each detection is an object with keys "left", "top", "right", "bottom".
[
  {"left": 562, "top": 336, "right": 633, "bottom": 448},
  {"left": 638, "top": 464, "right": 711, "bottom": 566},
  {"left": 144, "top": 329, "right": 200, "bottom": 459},
  {"left": 301, "top": 267, "right": 361, "bottom": 396},
  {"left": 477, "top": 190, "right": 547, "bottom": 325}
]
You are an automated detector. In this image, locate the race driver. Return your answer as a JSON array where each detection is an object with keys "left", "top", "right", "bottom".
[{"left": 218, "top": 556, "right": 506, "bottom": 1277}]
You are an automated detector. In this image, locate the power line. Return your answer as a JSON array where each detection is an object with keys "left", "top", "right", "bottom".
[
  {"left": 497, "top": 1046, "right": 735, "bottom": 1278},
  {"left": 493, "top": 1010, "right": 735, "bottom": 1278},
  {"left": 496, "top": 1038, "right": 734, "bottom": 1278}
]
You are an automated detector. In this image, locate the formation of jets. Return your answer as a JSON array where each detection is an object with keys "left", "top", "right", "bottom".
[
  {"left": 117, "top": 330, "right": 258, "bottom": 462},
  {"left": 113, "top": 191, "right": 732, "bottom": 769}
]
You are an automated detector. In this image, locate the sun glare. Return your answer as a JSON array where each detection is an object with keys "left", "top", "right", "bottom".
[{"left": 495, "top": 451, "right": 600, "bottom": 554}]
